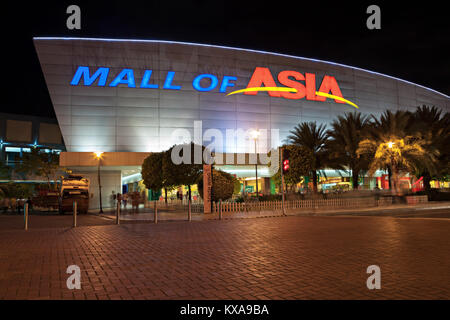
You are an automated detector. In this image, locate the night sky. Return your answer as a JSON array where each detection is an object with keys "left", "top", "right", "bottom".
[{"left": 2, "top": 1, "right": 449, "bottom": 118}]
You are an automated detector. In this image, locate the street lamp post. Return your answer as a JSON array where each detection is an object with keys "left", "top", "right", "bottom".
[
  {"left": 94, "top": 152, "right": 104, "bottom": 213},
  {"left": 280, "top": 146, "right": 286, "bottom": 215},
  {"left": 250, "top": 130, "right": 260, "bottom": 200},
  {"left": 387, "top": 141, "right": 396, "bottom": 196},
  {"left": 211, "top": 151, "right": 214, "bottom": 213}
]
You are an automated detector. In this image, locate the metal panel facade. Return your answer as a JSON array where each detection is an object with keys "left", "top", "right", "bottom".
[{"left": 34, "top": 38, "right": 450, "bottom": 154}]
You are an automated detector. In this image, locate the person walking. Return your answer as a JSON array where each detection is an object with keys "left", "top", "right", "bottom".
[
  {"left": 7, "top": 198, "right": 13, "bottom": 213},
  {"left": 111, "top": 191, "right": 116, "bottom": 208},
  {"left": 116, "top": 193, "right": 122, "bottom": 211},
  {"left": 26, "top": 198, "right": 33, "bottom": 212},
  {"left": 374, "top": 186, "right": 380, "bottom": 206},
  {"left": 2, "top": 198, "right": 10, "bottom": 213},
  {"left": 131, "top": 192, "right": 139, "bottom": 213},
  {"left": 17, "top": 199, "right": 24, "bottom": 214},
  {"left": 116, "top": 193, "right": 122, "bottom": 212},
  {"left": 122, "top": 193, "right": 128, "bottom": 210}
]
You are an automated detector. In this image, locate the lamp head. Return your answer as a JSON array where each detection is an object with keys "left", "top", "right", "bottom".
[
  {"left": 94, "top": 151, "right": 104, "bottom": 159},
  {"left": 250, "top": 130, "right": 260, "bottom": 140}
]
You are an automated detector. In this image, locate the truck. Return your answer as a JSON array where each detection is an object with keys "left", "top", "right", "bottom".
[{"left": 59, "top": 175, "right": 90, "bottom": 214}]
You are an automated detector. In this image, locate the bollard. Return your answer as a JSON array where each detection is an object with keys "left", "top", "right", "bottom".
[
  {"left": 154, "top": 201, "right": 158, "bottom": 224},
  {"left": 188, "top": 199, "right": 192, "bottom": 221},
  {"left": 24, "top": 203, "right": 29, "bottom": 230},
  {"left": 116, "top": 201, "right": 120, "bottom": 225},
  {"left": 219, "top": 199, "right": 222, "bottom": 220},
  {"left": 73, "top": 201, "right": 77, "bottom": 227}
]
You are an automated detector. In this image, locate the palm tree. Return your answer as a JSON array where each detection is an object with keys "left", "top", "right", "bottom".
[
  {"left": 413, "top": 105, "right": 443, "bottom": 127},
  {"left": 357, "top": 110, "right": 438, "bottom": 195},
  {"left": 287, "top": 122, "right": 329, "bottom": 192},
  {"left": 372, "top": 109, "right": 412, "bottom": 138},
  {"left": 327, "top": 112, "right": 371, "bottom": 190},
  {"left": 365, "top": 110, "right": 412, "bottom": 189},
  {"left": 410, "top": 106, "right": 449, "bottom": 191}
]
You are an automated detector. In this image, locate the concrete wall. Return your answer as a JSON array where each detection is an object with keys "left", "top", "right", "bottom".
[{"left": 75, "top": 170, "right": 122, "bottom": 210}]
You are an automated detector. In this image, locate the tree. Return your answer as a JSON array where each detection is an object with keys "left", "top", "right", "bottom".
[
  {"left": 359, "top": 110, "right": 412, "bottom": 189},
  {"left": 0, "top": 159, "right": 11, "bottom": 180},
  {"left": 438, "top": 111, "right": 450, "bottom": 180},
  {"left": 271, "top": 145, "right": 313, "bottom": 193},
  {"left": 142, "top": 152, "right": 164, "bottom": 194},
  {"left": 410, "top": 106, "right": 449, "bottom": 191},
  {"left": 142, "top": 151, "right": 177, "bottom": 204},
  {"left": 16, "top": 148, "right": 60, "bottom": 190},
  {"left": 287, "top": 122, "right": 329, "bottom": 192},
  {"left": 326, "top": 112, "right": 372, "bottom": 189},
  {"left": 197, "top": 169, "right": 236, "bottom": 201},
  {"left": 162, "top": 143, "right": 204, "bottom": 201},
  {"left": 357, "top": 110, "right": 438, "bottom": 195}
]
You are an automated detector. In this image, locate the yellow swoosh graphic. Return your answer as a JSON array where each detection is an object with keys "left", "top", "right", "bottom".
[
  {"left": 226, "top": 87, "right": 297, "bottom": 96},
  {"left": 315, "top": 91, "right": 359, "bottom": 109},
  {"left": 225, "top": 87, "right": 359, "bottom": 109}
]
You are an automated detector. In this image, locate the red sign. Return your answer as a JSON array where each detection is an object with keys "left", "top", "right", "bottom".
[{"left": 244, "top": 67, "right": 345, "bottom": 104}]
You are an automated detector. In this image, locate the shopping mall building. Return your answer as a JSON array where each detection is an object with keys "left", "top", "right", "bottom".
[{"left": 33, "top": 37, "right": 450, "bottom": 208}]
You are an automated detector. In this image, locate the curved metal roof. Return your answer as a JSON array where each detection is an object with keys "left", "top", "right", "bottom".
[{"left": 33, "top": 37, "right": 450, "bottom": 100}]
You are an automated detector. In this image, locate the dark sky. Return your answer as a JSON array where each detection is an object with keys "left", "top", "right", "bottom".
[{"left": 1, "top": 0, "right": 449, "bottom": 118}]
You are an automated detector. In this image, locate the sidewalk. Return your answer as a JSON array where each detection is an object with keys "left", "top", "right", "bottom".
[
  {"left": 298, "top": 201, "right": 450, "bottom": 216},
  {"left": 98, "top": 201, "right": 450, "bottom": 222},
  {"left": 2, "top": 213, "right": 450, "bottom": 299}
]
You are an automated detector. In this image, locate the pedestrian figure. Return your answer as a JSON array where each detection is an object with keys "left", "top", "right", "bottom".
[
  {"left": 17, "top": 199, "right": 24, "bottom": 214},
  {"left": 116, "top": 193, "right": 122, "bottom": 210},
  {"left": 4, "top": 198, "right": 11, "bottom": 213},
  {"left": 111, "top": 191, "right": 116, "bottom": 208},
  {"left": 1, "top": 198, "right": 7, "bottom": 213},
  {"left": 131, "top": 192, "right": 140, "bottom": 213},
  {"left": 122, "top": 193, "right": 128, "bottom": 210},
  {"left": 26, "top": 198, "right": 33, "bottom": 212},
  {"left": 374, "top": 186, "right": 380, "bottom": 206}
]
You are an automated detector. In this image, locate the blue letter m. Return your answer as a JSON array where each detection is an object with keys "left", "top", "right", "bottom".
[{"left": 70, "top": 66, "right": 110, "bottom": 86}]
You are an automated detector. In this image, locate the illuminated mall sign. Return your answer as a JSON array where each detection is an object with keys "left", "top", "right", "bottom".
[{"left": 70, "top": 66, "right": 358, "bottom": 108}]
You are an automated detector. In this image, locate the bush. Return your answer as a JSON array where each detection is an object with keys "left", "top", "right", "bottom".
[
  {"left": 233, "top": 194, "right": 282, "bottom": 202},
  {"left": 0, "top": 183, "right": 33, "bottom": 199},
  {"left": 197, "top": 169, "right": 236, "bottom": 201},
  {"left": 235, "top": 197, "right": 244, "bottom": 203},
  {"left": 259, "top": 194, "right": 282, "bottom": 201}
]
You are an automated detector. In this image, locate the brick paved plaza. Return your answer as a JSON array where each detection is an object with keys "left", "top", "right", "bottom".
[{"left": 1, "top": 214, "right": 450, "bottom": 300}]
